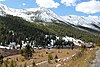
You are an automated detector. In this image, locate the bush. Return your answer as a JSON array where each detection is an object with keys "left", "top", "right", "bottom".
[
  {"left": 20, "top": 45, "right": 33, "bottom": 59},
  {"left": 55, "top": 55, "right": 58, "bottom": 59},
  {"left": 16, "top": 57, "right": 18, "bottom": 61},
  {"left": 48, "top": 54, "right": 53, "bottom": 60},
  {"left": 24, "top": 63, "right": 27, "bottom": 67},
  {"left": 48, "top": 58, "right": 51, "bottom": 63},
  {"left": 10, "top": 60, "right": 14, "bottom": 67},
  {"left": 80, "top": 45, "right": 87, "bottom": 52},
  {"left": 32, "top": 60, "right": 36, "bottom": 67},
  {"left": 72, "top": 52, "right": 83, "bottom": 61},
  {"left": 66, "top": 52, "right": 69, "bottom": 54},
  {"left": 20, "top": 50, "right": 24, "bottom": 56},
  {"left": 0, "top": 54, "right": 3, "bottom": 64},
  {"left": 0, "top": 63, "right": 2, "bottom": 67},
  {"left": 48, "top": 54, "right": 53, "bottom": 63},
  {"left": 21, "top": 58, "right": 25, "bottom": 62},
  {"left": 4, "top": 59, "right": 9, "bottom": 67},
  {"left": 55, "top": 59, "right": 58, "bottom": 63},
  {"left": 41, "top": 53, "right": 43, "bottom": 57},
  {"left": 20, "top": 64, "right": 22, "bottom": 67}
]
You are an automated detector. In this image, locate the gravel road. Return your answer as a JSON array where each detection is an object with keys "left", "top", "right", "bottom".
[{"left": 91, "top": 49, "right": 100, "bottom": 67}]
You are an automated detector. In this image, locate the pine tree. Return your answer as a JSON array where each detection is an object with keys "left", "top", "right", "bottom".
[{"left": 20, "top": 45, "right": 33, "bottom": 59}]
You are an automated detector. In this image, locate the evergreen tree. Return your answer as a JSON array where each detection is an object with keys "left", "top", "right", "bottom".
[
  {"left": 0, "top": 54, "right": 3, "bottom": 64},
  {"left": 21, "top": 45, "right": 33, "bottom": 59}
]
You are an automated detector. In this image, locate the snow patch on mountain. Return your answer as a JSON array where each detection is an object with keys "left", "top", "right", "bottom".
[
  {"left": 61, "top": 15, "right": 100, "bottom": 31},
  {"left": 0, "top": 4, "right": 65, "bottom": 23},
  {"left": 0, "top": 4, "right": 100, "bottom": 33}
]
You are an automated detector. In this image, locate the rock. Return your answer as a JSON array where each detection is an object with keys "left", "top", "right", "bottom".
[{"left": 56, "top": 64, "right": 61, "bottom": 67}]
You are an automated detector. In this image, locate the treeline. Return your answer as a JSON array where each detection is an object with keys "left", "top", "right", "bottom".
[
  {"left": 0, "top": 15, "right": 47, "bottom": 46},
  {"left": 31, "top": 22, "right": 100, "bottom": 44},
  {"left": 0, "top": 15, "right": 99, "bottom": 46}
]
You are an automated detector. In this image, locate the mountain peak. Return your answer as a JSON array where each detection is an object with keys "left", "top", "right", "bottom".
[
  {"left": 0, "top": 4, "right": 7, "bottom": 7},
  {"left": 0, "top": 4, "right": 65, "bottom": 23},
  {"left": 0, "top": 4, "right": 100, "bottom": 33}
]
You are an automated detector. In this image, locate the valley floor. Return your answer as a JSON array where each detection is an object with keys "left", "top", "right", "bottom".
[
  {"left": 3, "top": 49, "right": 77, "bottom": 67},
  {"left": 1, "top": 48, "right": 97, "bottom": 67}
]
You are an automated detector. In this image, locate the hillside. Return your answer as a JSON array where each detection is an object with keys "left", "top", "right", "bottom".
[
  {"left": 0, "top": 15, "right": 99, "bottom": 46},
  {"left": 62, "top": 15, "right": 100, "bottom": 33},
  {"left": 31, "top": 22, "right": 100, "bottom": 43},
  {"left": 0, "top": 4, "right": 100, "bottom": 35},
  {"left": 0, "top": 15, "right": 48, "bottom": 45}
]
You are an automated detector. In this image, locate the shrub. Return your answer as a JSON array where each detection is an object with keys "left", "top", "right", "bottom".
[
  {"left": 4, "top": 59, "right": 9, "bottom": 67},
  {"left": 41, "top": 53, "right": 43, "bottom": 57},
  {"left": 80, "top": 45, "right": 87, "bottom": 52},
  {"left": 0, "top": 54, "right": 3, "bottom": 64},
  {"left": 20, "top": 45, "right": 33, "bottom": 59},
  {"left": 48, "top": 54, "right": 53, "bottom": 63},
  {"left": 24, "top": 63, "right": 27, "bottom": 67},
  {"left": 16, "top": 57, "right": 18, "bottom": 61},
  {"left": 20, "top": 64, "right": 22, "bottom": 67},
  {"left": 55, "top": 55, "right": 58, "bottom": 59},
  {"left": 32, "top": 60, "right": 36, "bottom": 67},
  {"left": 10, "top": 60, "right": 14, "bottom": 67},
  {"left": 21, "top": 58, "right": 25, "bottom": 62},
  {"left": 55, "top": 59, "right": 58, "bottom": 63},
  {"left": 48, "top": 54, "right": 53, "bottom": 60},
  {"left": 66, "top": 52, "right": 69, "bottom": 54}
]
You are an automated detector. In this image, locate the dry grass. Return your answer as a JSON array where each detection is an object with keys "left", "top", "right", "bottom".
[
  {"left": 3, "top": 49, "right": 77, "bottom": 67},
  {"left": 66, "top": 48, "right": 97, "bottom": 67},
  {"left": 2, "top": 48, "right": 97, "bottom": 67}
]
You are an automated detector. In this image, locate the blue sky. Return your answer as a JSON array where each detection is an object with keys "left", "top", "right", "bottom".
[{"left": 0, "top": 0, "right": 100, "bottom": 16}]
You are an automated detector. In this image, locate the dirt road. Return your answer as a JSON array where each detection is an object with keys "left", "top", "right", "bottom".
[{"left": 91, "top": 49, "right": 100, "bottom": 67}]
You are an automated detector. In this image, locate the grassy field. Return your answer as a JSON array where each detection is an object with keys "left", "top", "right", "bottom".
[
  {"left": 1, "top": 47, "right": 98, "bottom": 67},
  {"left": 3, "top": 49, "right": 78, "bottom": 67},
  {"left": 66, "top": 48, "right": 97, "bottom": 67}
]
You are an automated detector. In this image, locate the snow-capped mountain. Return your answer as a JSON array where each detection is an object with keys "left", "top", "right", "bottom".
[
  {"left": 0, "top": 4, "right": 65, "bottom": 23},
  {"left": 0, "top": 4, "right": 100, "bottom": 33},
  {"left": 61, "top": 15, "right": 100, "bottom": 33}
]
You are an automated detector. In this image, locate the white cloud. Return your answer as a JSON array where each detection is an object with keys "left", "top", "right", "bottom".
[
  {"left": 75, "top": 1, "right": 100, "bottom": 14},
  {"left": 91, "top": 0, "right": 96, "bottom": 1},
  {"left": 22, "top": 3, "right": 26, "bottom": 6},
  {"left": 36, "top": 0, "right": 60, "bottom": 8},
  {"left": 61, "top": 0, "right": 77, "bottom": 6},
  {"left": 0, "top": 0, "right": 5, "bottom": 1}
]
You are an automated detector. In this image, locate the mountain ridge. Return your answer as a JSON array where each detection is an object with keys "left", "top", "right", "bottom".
[
  {"left": 0, "top": 4, "right": 100, "bottom": 34},
  {"left": 61, "top": 15, "right": 100, "bottom": 33},
  {"left": 0, "top": 4, "right": 66, "bottom": 23}
]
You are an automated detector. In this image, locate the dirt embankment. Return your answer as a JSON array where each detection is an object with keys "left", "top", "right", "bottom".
[{"left": 0, "top": 48, "right": 19, "bottom": 57}]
